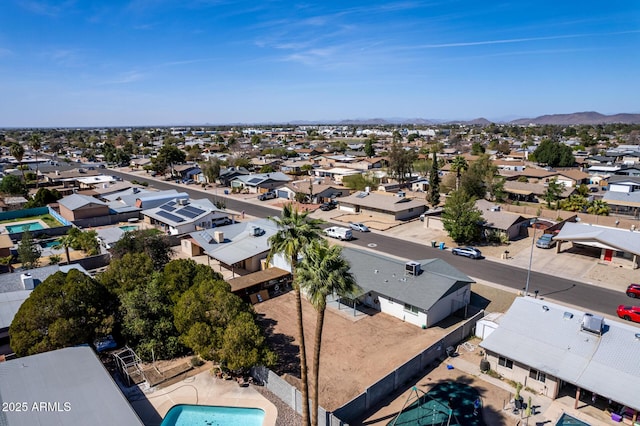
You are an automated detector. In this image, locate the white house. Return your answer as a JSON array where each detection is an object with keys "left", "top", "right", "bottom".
[{"left": 142, "top": 198, "right": 231, "bottom": 236}]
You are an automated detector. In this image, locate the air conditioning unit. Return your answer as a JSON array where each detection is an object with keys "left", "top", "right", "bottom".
[
  {"left": 581, "top": 313, "right": 604, "bottom": 335},
  {"left": 178, "top": 198, "right": 188, "bottom": 206},
  {"left": 405, "top": 261, "right": 421, "bottom": 276},
  {"left": 21, "top": 273, "right": 35, "bottom": 290},
  {"left": 251, "top": 226, "right": 265, "bottom": 237}
]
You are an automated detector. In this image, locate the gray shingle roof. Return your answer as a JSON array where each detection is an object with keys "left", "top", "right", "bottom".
[
  {"left": 58, "top": 194, "right": 107, "bottom": 211},
  {"left": 342, "top": 248, "right": 474, "bottom": 311},
  {"left": 480, "top": 297, "right": 640, "bottom": 411},
  {"left": 0, "top": 346, "right": 144, "bottom": 425}
]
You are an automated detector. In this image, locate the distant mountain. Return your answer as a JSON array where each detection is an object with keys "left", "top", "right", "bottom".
[{"left": 509, "top": 112, "right": 640, "bottom": 125}]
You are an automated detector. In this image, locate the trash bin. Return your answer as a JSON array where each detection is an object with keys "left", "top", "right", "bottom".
[
  {"left": 431, "top": 241, "right": 436, "bottom": 248},
  {"left": 224, "top": 189, "right": 229, "bottom": 195},
  {"left": 439, "top": 242, "right": 445, "bottom": 250}
]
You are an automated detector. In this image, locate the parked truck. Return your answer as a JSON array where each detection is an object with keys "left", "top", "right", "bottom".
[{"left": 324, "top": 226, "right": 353, "bottom": 241}]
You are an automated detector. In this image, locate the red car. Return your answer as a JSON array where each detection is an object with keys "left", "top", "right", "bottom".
[
  {"left": 617, "top": 305, "right": 640, "bottom": 323},
  {"left": 626, "top": 284, "right": 640, "bottom": 298}
]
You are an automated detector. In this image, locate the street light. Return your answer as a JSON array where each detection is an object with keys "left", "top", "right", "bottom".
[{"left": 525, "top": 218, "right": 537, "bottom": 296}]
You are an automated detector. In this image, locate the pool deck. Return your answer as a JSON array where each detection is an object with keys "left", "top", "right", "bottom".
[
  {"left": 1, "top": 218, "right": 48, "bottom": 233},
  {"left": 129, "top": 370, "right": 278, "bottom": 426}
]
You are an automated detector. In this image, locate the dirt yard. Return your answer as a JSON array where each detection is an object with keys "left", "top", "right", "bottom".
[{"left": 254, "top": 292, "right": 472, "bottom": 412}]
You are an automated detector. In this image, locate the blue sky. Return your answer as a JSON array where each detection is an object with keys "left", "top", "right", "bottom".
[{"left": 1, "top": 0, "right": 638, "bottom": 127}]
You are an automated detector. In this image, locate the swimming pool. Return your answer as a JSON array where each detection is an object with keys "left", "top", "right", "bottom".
[
  {"left": 556, "top": 413, "right": 591, "bottom": 426},
  {"left": 161, "top": 405, "right": 265, "bottom": 426},
  {"left": 5, "top": 222, "right": 45, "bottom": 233},
  {"left": 40, "top": 240, "right": 61, "bottom": 249},
  {"left": 119, "top": 225, "right": 139, "bottom": 232}
]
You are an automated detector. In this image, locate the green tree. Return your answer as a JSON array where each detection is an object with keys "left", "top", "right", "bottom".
[
  {"left": 586, "top": 199, "right": 610, "bottom": 215},
  {"left": 342, "top": 173, "right": 379, "bottom": 191},
  {"left": 9, "top": 270, "right": 116, "bottom": 356},
  {"left": 162, "top": 258, "right": 222, "bottom": 303},
  {"left": 201, "top": 157, "right": 222, "bottom": 184},
  {"left": 543, "top": 178, "right": 565, "bottom": 208},
  {"left": 428, "top": 150, "right": 440, "bottom": 207},
  {"left": 29, "top": 134, "right": 42, "bottom": 188},
  {"left": 17, "top": 229, "right": 41, "bottom": 269},
  {"left": 441, "top": 190, "right": 483, "bottom": 244},
  {"left": 471, "top": 142, "right": 485, "bottom": 155},
  {"left": 219, "top": 311, "right": 277, "bottom": 372},
  {"left": 297, "top": 240, "right": 359, "bottom": 426},
  {"left": 364, "top": 138, "right": 375, "bottom": 157},
  {"left": 99, "top": 253, "right": 155, "bottom": 295},
  {"left": 450, "top": 156, "right": 468, "bottom": 191},
  {"left": 0, "top": 174, "right": 27, "bottom": 195},
  {"left": 387, "top": 141, "right": 416, "bottom": 185},
  {"left": 560, "top": 194, "right": 588, "bottom": 212},
  {"left": 153, "top": 144, "right": 186, "bottom": 176},
  {"left": 9, "top": 143, "right": 26, "bottom": 183},
  {"left": 119, "top": 272, "right": 184, "bottom": 361},
  {"left": 267, "top": 205, "right": 325, "bottom": 426},
  {"left": 111, "top": 229, "right": 173, "bottom": 270},
  {"left": 461, "top": 154, "right": 503, "bottom": 201},
  {"left": 532, "top": 139, "right": 575, "bottom": 167},
  {"left": 24, "top": 187, "right": 62, "bottom": 208}
]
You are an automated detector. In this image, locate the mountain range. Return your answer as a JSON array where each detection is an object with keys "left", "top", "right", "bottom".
[{"left": 285, "top": 112, "right": 640, "bottom": 126}]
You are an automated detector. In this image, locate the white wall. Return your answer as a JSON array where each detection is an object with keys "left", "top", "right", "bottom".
[
  {"left": 426, "top": 285, "right": 470, "bottom": 327},
  {"left": 609, "top": 183, "right": 632, "bottom": 193},
  {"left": 378, "top": 296, "right": 427, "bottom": 327}
]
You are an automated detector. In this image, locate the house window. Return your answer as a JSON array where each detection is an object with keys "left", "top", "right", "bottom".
[
  {"left": 498, "top": 356, "right": 513, "bottom": 369},
  {"left": 404, "top": 303, "right": 419, "bottom": 315},
  {"left": 529, "top": 369, "right": 546, "bottom": 383}
]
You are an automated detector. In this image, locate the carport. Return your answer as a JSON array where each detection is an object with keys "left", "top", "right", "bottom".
[{"left": 554, "top": 222, "right": 640, "bottom": 269}]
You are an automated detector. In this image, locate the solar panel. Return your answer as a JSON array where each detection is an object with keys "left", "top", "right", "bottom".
[
  {"left": 156, "top": 210, "right": 184, "bottom": 223},
  {"left": 183, "top": 205, "right": 205, "bottom": 216},
  {"left": 248, "top": 177, "right": 262, "bottom": 184},
  {"left": 159, "top": 204, "right": 176, "bottom": 212},
  {"left": 177, "top": 208, "right": 199, "bottom": 219}
]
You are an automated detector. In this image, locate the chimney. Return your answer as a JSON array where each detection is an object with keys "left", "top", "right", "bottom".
[
  {"left": 214, "top": 231, "right": 224, "bottom": 243},
  {"left": 21, "top": 273, "right": 35, "bottom": 290}
]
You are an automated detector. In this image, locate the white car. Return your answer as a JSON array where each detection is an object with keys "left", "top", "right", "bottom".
[
  {"left": 451, "top": 246, "right": 482, "bottom": 259},
  {"left": 349, "top": 222, "right": 370, "bottom": 232}
]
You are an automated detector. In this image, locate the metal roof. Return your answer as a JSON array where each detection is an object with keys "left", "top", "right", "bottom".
[
  {"left": 480, "top": 297, "right": 640, "bottom": 410},
  {"left": 0, "top": 346, "right": 144, "bottom": 425},
  {"left": 555, "top": 222, "right": 640, "bottom": 256},
  {"left": 58, "top": 193, "right": 107, "bottom": 211}
]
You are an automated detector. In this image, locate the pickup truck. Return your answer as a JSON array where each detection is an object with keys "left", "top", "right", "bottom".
[
  {"left": 258, "top": 191, "right": 277, "bottom": 201},
  {"left": 324, "top": 226, "right": 353, "bottom": 241}
]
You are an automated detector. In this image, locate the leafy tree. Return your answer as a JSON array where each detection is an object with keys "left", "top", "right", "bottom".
[
  {"left": 99, "top": 253, "right": 155, "bottom": 295},
  {"left": 342, "top": 173, "right": 379, "bottom": 191},
  {"left": 451, "top": 156, "right": 468, "bottom": 191},
  {"left": 297, "top": 239, "right": 359, "bottom": 426},
  {"left": 48, "top": 254, "right": 62, "bottom": 265},
  {"left": 201, "top": 157, "right": 222, "bottom": 184},
  {"left": 517, "top": 176, "right": 529, "bottom": 183},
  {"left": 471, "top": 142, "right": 485, "bottom": 155},
  {"left": 29, "top": 134, "right": 42, "bottom": 188},
  {"left": 267, "top": 205, "right": 325, "bottom": 426},
  {"left": 461, "top": 154, "right": 503, "bottom": 201},
  {"left": 428, "top": 150, "right": 440, "bottom": 207},
  {"left": 153, "top": 144, "right": 186, "bottom": 176},
  {"left": 0, "top": 174, "right": 27, "bottom": 195},
  {"left": 10, "top": 270, "right": 116, "bottom": 356},
  {"left": 560, "top": 194, "right": 588, "bottom": 212},
  {"left": 364, "top": 138, "right": 375, "bottom": 157},
  {"left": 162, "top": 258, "right": 222, "bottom": 303},
  {"left": 66, "top": 228, "right": 100, "bottom": 255},
  {"left": 532, "top": 139, "right": 575, "bottom": 167},
  {"left": 111, "top": 229, "right": 173, "bottom": 270},
  {"left": 586, "top": 199, "right": 610, "bottom": 215},
  {"left": 260, "top": 165, "right": 275, "bottom": 173},
  {"left": 219, "top": 311, "right": 277, "bottom": 372},
  {"left": 17, "top": 229, "right": 41, "bottom": 269},
  {"left": 9, "top": 143, "right": 26, "bottom": 183},
  {"left": 24, "top": 187, "right": 62, "bottom": 208},
  {"left": 387, "top": 141, "right": 416, "bottom": 185},
  {"left": 543, "top": 178, "right": 565, "bottom": 208},
  {"left": 119, "top": 273, "right": 184, "bottom": 361},
  {"left": 441, "top": 190, "right": 483, "bottom": 244}
]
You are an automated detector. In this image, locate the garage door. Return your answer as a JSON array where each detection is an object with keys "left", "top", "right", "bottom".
[{"left": 277, "top": 190, "right": 288, "bottom": 199}]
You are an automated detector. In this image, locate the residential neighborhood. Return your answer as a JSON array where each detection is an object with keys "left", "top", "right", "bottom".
[{"left": 1, "top": 122, "right": 640, "bottom": 426}]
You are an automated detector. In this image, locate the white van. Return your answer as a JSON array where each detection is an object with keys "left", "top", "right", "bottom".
[{"left": 324, "top": 226, "right": 353, "bottom": 241}]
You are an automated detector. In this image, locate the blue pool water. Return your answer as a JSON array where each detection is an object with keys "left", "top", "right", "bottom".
[
  {"left": 6, "top": 222, "right": 45, "bottom": 233},
  {"left": 556, "top": 413, "right": 591, "bottom": 426},
  {"left": 40, "top": 240, "right": 61, "bottom": 248},
  {"left": 119, "top": 225, "right": 139, "bottom": 232},
  {"left": 161, "top": 405, "right": 265, "bottom": 426}
]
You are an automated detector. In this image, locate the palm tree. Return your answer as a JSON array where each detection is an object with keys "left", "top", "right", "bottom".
[
  {"left": 451, "top": 155, "right": 468, "bottom": 190},
  {"left": 10, "top": 143, "right": 26, "bottom": 183},
  {"left": 57, "top": 234, "right": 76, "bottom": 264},
  {"left": 297, "top": 239, "right": 359, "bottom": 426},
  {"left": 587, "top": 199, "right": 610, "bottom": 216},
  {"left": 29, "top": 134, "right": 42, "bottom": 189},
  {"left": 267, "top": 205, "right": 325, "bottom": 426}
]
